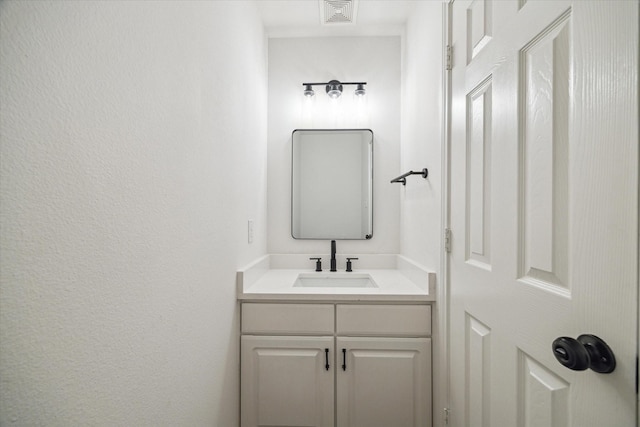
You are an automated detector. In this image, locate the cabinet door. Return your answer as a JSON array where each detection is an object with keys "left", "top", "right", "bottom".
[
  {"left": 336, "top": 337, "right": 432, "bottom": 427},
  {"left": 241, "top": 335, "right": 334, "bottom": 427}
]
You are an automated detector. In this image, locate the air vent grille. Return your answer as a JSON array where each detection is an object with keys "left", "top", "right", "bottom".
[{"left": 321, "top": 0, "right": 357, "bottom": 24}]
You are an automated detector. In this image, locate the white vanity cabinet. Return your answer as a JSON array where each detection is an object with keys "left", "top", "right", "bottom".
[{"left": 240, "top": 302, "right": 432, "bottom": 427}]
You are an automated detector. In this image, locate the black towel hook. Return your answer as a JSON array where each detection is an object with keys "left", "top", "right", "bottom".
[{"left": 390, "top": 168, "right": 428, "bottom": 185}]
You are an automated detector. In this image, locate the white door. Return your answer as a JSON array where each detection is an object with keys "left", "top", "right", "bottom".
[
  {"left": 448, "top": 0, "right": 638, "bottom": 426},
  {"left": 241, "top": 336, "right": 334, "bottom": 427},
  {"left": 336, "top": 337, "right": 432, "bottom": 427}
]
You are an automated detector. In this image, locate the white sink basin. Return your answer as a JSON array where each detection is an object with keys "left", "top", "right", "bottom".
[{"left": 293, "top": 273, "right": 378, "bottom": 288}]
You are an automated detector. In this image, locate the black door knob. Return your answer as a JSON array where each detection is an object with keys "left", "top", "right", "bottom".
[{"left": 552, "top": 334, "right": 616, "bottom": 374}]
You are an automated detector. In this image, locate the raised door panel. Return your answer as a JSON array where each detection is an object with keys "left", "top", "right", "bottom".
[
  {"left": 518, "top": 10, "right": 571, "bottom": 292},
  {"left": 517, "top": 351, "right": 569, "bottom": 427},
  {"left": 466, "top": 77, "right": 492, "bottom": 270},
  {"left": 336, "top": 337, "right": 432, "bottom": 427},
  {"left": 465, "top": 315, "right": 491, "bottom": 427},
  {"left": 241, "top": 336, "right": 334, "bottom": 427}
]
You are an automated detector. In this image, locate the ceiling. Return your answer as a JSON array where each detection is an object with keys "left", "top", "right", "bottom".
[{"left": 256, "top": 0, "right": 421, "bottom": 38}]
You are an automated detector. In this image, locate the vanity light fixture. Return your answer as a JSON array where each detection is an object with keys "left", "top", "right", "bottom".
[{"left": 302, "top": 80, "right": 367, "bottom": 99}]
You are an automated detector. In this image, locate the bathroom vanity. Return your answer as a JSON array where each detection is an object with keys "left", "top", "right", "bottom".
[{"left": 237, "top": 255, "right": 435, "bottom": 427}]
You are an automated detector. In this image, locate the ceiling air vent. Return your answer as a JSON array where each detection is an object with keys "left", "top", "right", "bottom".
[{"left": 320, "top": 0, "right": 358, "bottom": 25}]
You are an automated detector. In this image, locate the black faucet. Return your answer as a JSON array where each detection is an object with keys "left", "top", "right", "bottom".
[{"left": 330, "top": 240, "right": 337, "bottom": 272}]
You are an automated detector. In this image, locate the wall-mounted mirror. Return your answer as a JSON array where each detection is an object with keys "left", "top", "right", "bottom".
[{"left": 292, "top": 129, "right": 373, "bottom": 240}]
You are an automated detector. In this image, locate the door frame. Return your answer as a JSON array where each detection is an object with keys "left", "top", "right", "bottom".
[
  {"left": 437, "top": 1, "right": 454, "bottom": 426},
  {"left": 439, "top": 0, "right": 640, "bottom": 424}
]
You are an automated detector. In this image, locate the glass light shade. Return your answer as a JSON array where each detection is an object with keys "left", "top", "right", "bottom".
[
  {"left": 354, "top": 84, "right": 366, "bottom": 96},
  {"left": 326, "top": 80, "right": 343, "bottom": 99},
  {"left": 327, "top": 88, "right": 342, "bottom": 98},
  {"left": 303, "top": 84, "right": 315, "bottom": 97}
]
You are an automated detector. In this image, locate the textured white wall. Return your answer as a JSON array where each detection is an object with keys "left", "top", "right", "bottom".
[
  {"left": 400, "top": 2, "right": 443, "bottom": 270},
  {"left": 267, "top": 37, "right": 401, "bottom": 256},
  {"left": 0, "top": 1, "right": 267, "bottom": 425}
]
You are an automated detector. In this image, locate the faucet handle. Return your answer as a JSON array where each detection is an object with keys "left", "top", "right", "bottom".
[
  {"left": 309, "top": 257, "right": 322, "bottom": 272},
  {"left": 346, "top": 257, "right": 359, "bottom": 272}
]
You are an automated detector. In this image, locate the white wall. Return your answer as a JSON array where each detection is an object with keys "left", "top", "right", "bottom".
[
  {"left": 0, "top": 1, "right": 267, "bottom": 425},
  {"left": 400, "top": 2, "right": 444, "bottom": 270},
  {"left": 267, "top": 37, "right": 401, "bottom": 257}
]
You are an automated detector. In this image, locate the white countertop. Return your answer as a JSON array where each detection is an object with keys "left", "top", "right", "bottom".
[{"left": 237, "top": 255, "right": 436, "bottom": 302}]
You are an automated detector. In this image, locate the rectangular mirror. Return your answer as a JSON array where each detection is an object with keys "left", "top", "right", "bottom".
[{"left": 292, "top": 129, "right": 373, "bottom": 240}]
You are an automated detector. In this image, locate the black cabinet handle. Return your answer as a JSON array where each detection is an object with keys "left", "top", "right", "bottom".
[
  {"left": 325, "top": 348, "right": 330, "bottom": 371},
  {"left": 310, "top": 257, "right": 322, "bottom": 272},
  {"left": 342, "top": 348, "right": 347, "bottom": 371}
]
